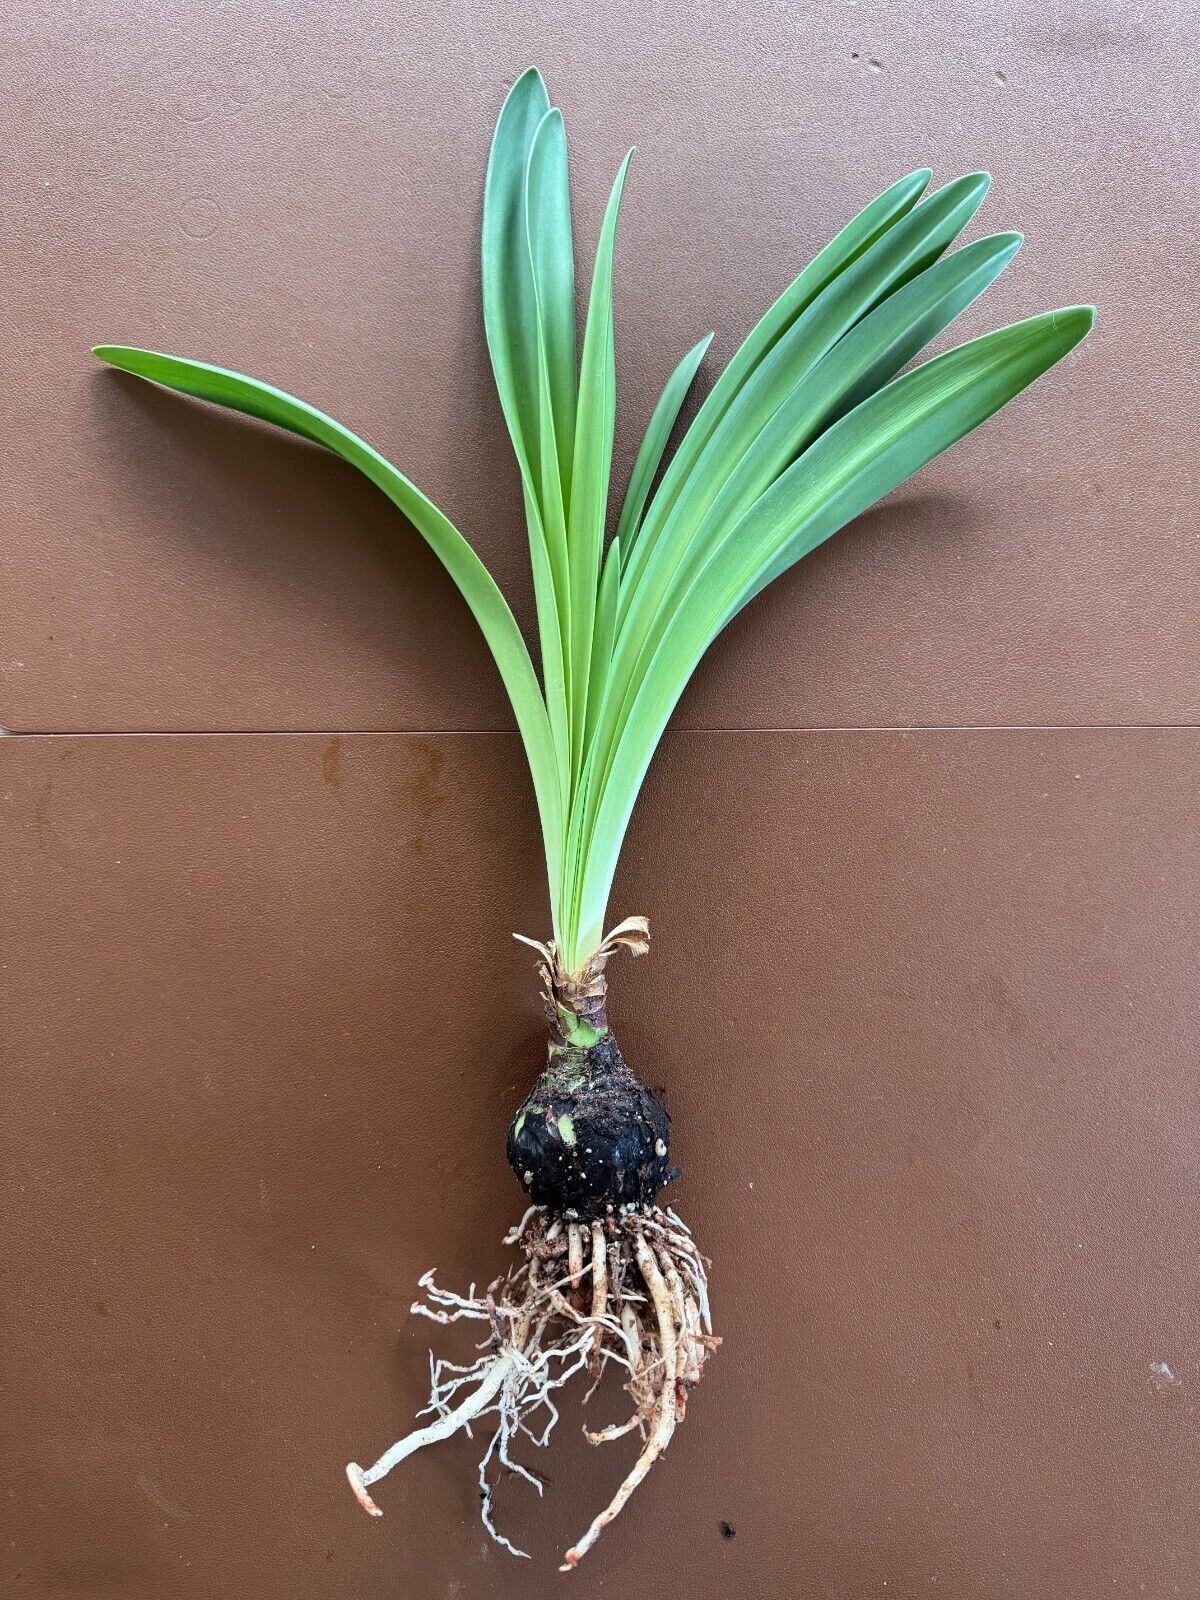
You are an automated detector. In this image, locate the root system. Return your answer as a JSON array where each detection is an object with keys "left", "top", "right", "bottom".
[{"left": 345, "top": 1203, "right": 719, "bottom": 1569}]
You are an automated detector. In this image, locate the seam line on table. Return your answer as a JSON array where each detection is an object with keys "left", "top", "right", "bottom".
[{"left": 5, "top": 724, "right": 1200, "bottom": 739}]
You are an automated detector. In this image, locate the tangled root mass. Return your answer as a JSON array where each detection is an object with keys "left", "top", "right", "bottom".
[{"left": 346, "top": 1203, "right": 718, "bottom": 1569}]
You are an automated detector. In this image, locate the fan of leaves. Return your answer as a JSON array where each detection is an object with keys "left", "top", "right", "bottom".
[{"left": 96, "top": 67, "right": 1093, "bottom": 971}]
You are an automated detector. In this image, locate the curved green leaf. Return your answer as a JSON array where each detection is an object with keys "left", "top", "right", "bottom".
[
  {"left": 93, "top": 71, "right": 1096, "bottom": 977},
  {"left": 568, "top": 178, "right": 997, "bottom": 950},
  {"left": 642, "top": 230, "right": 1025, "bottom": 645},
  {"left": 524, "top": 107, "right": 574, "bottom": 738},
  {"left": 618, "top": 173, "right": 992, "bottom": 636},
  {"left": 566, "top": 151, "right": 632, "bottom": 780},
  {"left": 91, "top": 343, "right": 565, "bottom": 906},
  {"left": 525, "top": 106, "right": 577, "bottom": 500},
  {"left": 482, "top": 67, "right": 551, "bottom": 499},
  {"left": 618, "top": 166, "right": 934, "bottom": 600},
  {"left": 568, "top": 306, "right": 1094, "bottom": 959},
  {"left": 482, "top": 69, "right": 573, "bottom": 800},
  {"left": 615, "top": 331, "right": 713, "bottom": 561}
]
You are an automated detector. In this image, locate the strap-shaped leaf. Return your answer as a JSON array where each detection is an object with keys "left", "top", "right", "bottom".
[
  {"left": 525, "top": 108, "right": 574, "bottom": 727},
  {"left": 525, "top": 107, "right": 577, "bottom": 501},
  {"left": 576, "top": 176, "right": 996, "bottom": 918},
  {"left": 523, "top": 482, "right": 571, "bottom": 811},
  {"left": 570, "top": 306, "right": 1094, "bottom": 956},
  {"left": 619, "top": 166, "right": 933, "bottom": 599},
  {"left": 730, "top": 306, "right": 1095, "bottom": 613},
  {"left": 91, "top": 344, "right": 565, "bottom": 895},
  {"left": 483, "top": 69, "right": 573, "bottom": 792},
  {"left": 585, "top": 534, "right": 621, "bottom": 744},
  {"left": 94, "top": 70, "right": 1096, "bottom": 973},
  {"left": 566, "top": 153, "right": 631, "bottom": 780},
  {"left": 633, "top": 230, "right": 1025, "bottom": 651},
  {"left": 615, "top": 332, "right": 713, "bottom": 562},
  {"left": 482, "top": 67, "right": 552, "bottom": 503},
  {"left": 822, "top": 232, "right": 1022, "bottom": 425},
  {"left": 618, "top": 173, "right": 991, "bottom": 636}
]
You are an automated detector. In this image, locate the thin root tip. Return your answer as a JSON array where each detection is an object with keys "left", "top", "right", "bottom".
[{"left": 345, "top": 1463, "right": 383, "bottom": 1516}]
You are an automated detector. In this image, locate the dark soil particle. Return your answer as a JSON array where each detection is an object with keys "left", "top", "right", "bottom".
[
  {"left": 720, "top": 1522, "right": 736, "bottom": 1540},
  {"left": 505, "top": 1030, "right": 676, "bottom": 1219}
]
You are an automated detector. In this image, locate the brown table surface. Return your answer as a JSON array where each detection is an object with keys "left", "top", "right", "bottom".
[{"left": 5, "top": 3, "right": 1198, "bottom": 1597}]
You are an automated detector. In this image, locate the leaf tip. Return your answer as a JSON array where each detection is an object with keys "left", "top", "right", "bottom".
[
  {"left": 1069, "top": 303, "right": 1098, "bottom": 335},
  {"left": 499, "top": 65, "right": 551, "bottom": 125},
  {"left": 896, "top": 167, "right": 934, "bottom": 203},
  {"left": 92, "top": 343, "right": 147, "bottom": 374},
  {"left": 935, "top": 169, "right": 991, "bottom": 208},
  {"left": 1040, "top": 303, "right": 1096, "bottom": 351},
  {"left": 606, "top": 147, "right": 636, "bottom": 205}
]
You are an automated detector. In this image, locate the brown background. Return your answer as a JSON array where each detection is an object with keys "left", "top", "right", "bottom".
[{"left": 4, "top": 2, "right": 1198, "bottom": 1597}]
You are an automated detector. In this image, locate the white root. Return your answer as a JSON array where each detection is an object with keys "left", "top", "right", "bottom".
[
  {"left": 346, "top": 1354, "right": 516, "bottom": 1515},
  {"left": 514, "top": 1255, "right": 542, "bottom": 1347},
  {"left": 504, "top": 1205, "right": 540, "bottom": 1245},
  {"left": 587, "top": 1221, "right": 607, "bottom": 1374},
  {"left": 653, "top": 1240, "right": 691, "bottom": 1397},
  {"left": 644, "top": 1212, "right": 713, "bottom": 1335},
  {"left": 583, "top": 1411, "right": 643, "bottom": 1444},
  {"left": 682, "top": 1295, "right": 705, "bottom": 1382},
  {"left": 346, "top": 1205, "right": 718, "bottom": 1570},
  {"left": 567, "top": 1222, "right": 585, "bottom": 1310},
  {"left": 559, "top": 1226, "right": 680, "bottom": 1570},
  {"left": 615, "top": 1301, "right": 652, "bottom": 1432}
]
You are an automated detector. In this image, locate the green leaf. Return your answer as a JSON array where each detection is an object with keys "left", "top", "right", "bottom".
[
  {"left": 585, "top": 533, "right": 621, "bottom": 743},
  {"left": 618, "top": 173, "right": 992, "bottom": 635},
  {"left": 481, "top": 67, "right": 552, "bottom": 501},
  {"left": 482, "top": 69, "right": 573, "bottom": 804},
  {"left": 566, "top": 177, "right": 997, "bottom": 957},
  {"left": 94, "top": 72, "right": 1096, "bottom": 979},
  {"left": 570, "top": 306, "right": 1094, "bottom": 957},
  {"left": 91, "top": 343, "right": 566, "bottom": 912},
  {"left": 619, "top": 166, "right": 934, "bottom": 600},
  {"left": 524, "top": 109, "right": 574, "bottom": 726},
  {"left": 821, "top": 232, "right": 1023, "bottom": 425},
  {"left": 734, "top": 304, "right": 1096, "bottom": 610},
  {"left": 615, "top": 332, "right": 713, "bottom": 562},
  {"left": 525, "top": 107, "right": 577, "bottom": 499},
  {"left": 565, "top": 151, "right": 632, "bottom": 781},
  {"left": 523, "top": 483, "right": 571, "bottom": 811},
  {"left": 650, "top": 230, "right": 1026, "bottom": 628}
]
